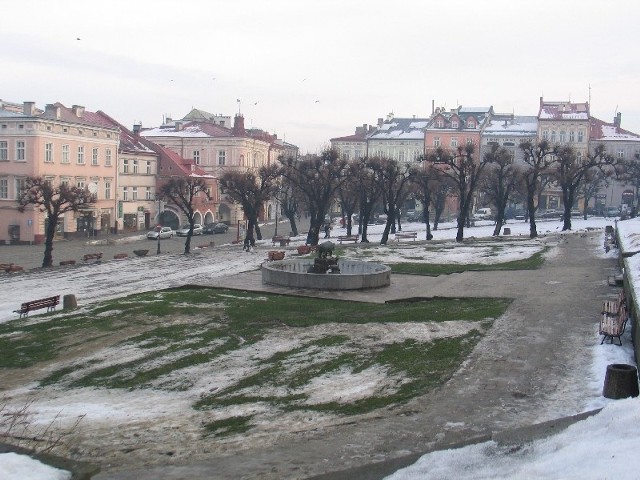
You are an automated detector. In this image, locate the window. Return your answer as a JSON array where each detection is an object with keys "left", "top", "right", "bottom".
[
  {"left": 132, "top": 187, "right": 138, "bottom": 200},
  {"left": 467, "top": 120, "right": 475, "bottom": 128},
  {"left": 451, "top": 120, "right": 458, "bottom": 128},
  {"left": 551, "top": 131, "right": 557, "bottom": 143},
  {"left": 342, "top": 152, "right": 351, "bottom": 161},
  {"left": 105, "top": 180, "right": 112, "bottom": 199},
  {"left": 62, "top": 144, "right": 70, "bottom": 163},
  {"left": 218, "top": 150, "right": 226, "bottom": 166},
  {"left": 15, "top": 178, "right": 26, "bottom": 199},
  {"left": 398, "top": 151, "right": 405, "bottom": 162},
  {"left": 466, "top": 138, "right": 473, "bottom": 145},
  {"left": 92, "top": 148, "right": 99, "bottom": 165},
  {"left": 193, "top": 150, "right": 200, "bottom": 165},
  {"left": 0, "top": 178, "right": 7, "bottom": 199},
  {"left": 76, "top": 177, "right": 86, "bottom": 189},
  {"left": 0, "top": 141, "right": 7, "bottom": 160},
  {"left": 559, "top": 131, "right": 566, "bottom": 143},
  {"left": 146, "top": 187, "right": 152, "bottom": 200},
  {"left": 433, "top": 137, "right": 441, "bottom": 147},
  {"left": 450, "top": 137, "right": 458, "bottom": 147},
  {"left": 146, "top": 161, "right": 151, "bottom": 174},
  {"left": 133, "top": 160, "right": 139, "bottom": 173},
  {"left": 16, "top": 141, "right": 25, "bottom": 161},
  {"left": 542, "top": 130, "right": 549, "bottom": 141},
  {"left": 239, "top": 154, "right": 245, "bottom": 166},
  {"left": 122, "top": 186, "right": 128, "bottom": 201},
  {"left": 77, "top": 145, "right": 85, "bottom": 164},
  {"left": 45, "top": 143, "right": 53, "bottom": 162},
  {"left": 354, "top": 150, "right": 362, "bottom": 159},
  {"left": 60, "top": 176, "right": 70, "bottom": 186},
  {"left": 105, "top": 148, "right": 112, "bottom": 166},
  {"left": 123, "top": 159, "right": 129, "bottom": 173},
  {"left": 569, "top": 131, "right": 575, "bottom": 142},
  {"left": 617, "top": 149, "right": 625, "bottom": 159},
  {"left": 578, "top": 130, "right": 584, "bottom": 142},
  {"left": 436, "top": 119, "right": 444, "bottom": 128}
]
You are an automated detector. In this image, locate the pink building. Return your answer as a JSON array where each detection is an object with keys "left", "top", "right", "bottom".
[{"left": 0, "top": 101, "right": 119, "bottom": 244}]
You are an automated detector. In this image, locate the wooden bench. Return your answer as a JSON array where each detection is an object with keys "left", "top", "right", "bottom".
[
  {"left": 267, "top": 251, "right": 285, "bottom": 261},
  {"left": 83, "top": 252, "right": 103, "bottom": 262},
  {"left": 113, "top": 253, "right": 128, "bottom": 259},
  {"left": 14, "top": 295, "right": 60, "bottom": 318},
  {"left": 336, "top": 235, "right": 359, "bottom": 244},
  {"left": 272, "top": 235, "right": 291, "bottom": 246},
  {"left": 600, "top": 290, "right": 629, "bottom": 345},
  {"left": 296, "top": 245, "right": 317, "bottom": 255},
  {"left": 0, "top": 263, "right": 24, "bottom": 273},
  {"left": 395, "top": 231, "right": 418, "bottom": 242},
  {"left": 59, "top": 260, "right": 76, "bottom": 266}
]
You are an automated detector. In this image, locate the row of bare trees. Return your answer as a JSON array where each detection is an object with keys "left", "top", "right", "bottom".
[{"left": 16, "top": 141, "right": 638, "bottom": 267}]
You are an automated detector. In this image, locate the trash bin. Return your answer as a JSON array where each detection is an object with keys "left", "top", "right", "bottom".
[{"left": 603, "top": 364, "right": 639, "bottom": 399}]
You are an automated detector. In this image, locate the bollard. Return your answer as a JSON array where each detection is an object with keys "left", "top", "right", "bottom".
[
  {"left": 603, "top": 364, "right": 639, "bottom": 399},
  {"left": 63, "top": 294, "right": 78, "bottom": 310}
]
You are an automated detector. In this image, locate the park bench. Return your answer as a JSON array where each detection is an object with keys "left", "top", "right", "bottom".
[
  {"left": 83, "top": 252, "right": 103, "bottom": 262},
  {"left": 113, "top": 253, "right": 128, "bottom": 259},
  {"left": 267, "top": 251, "right": 285, "bottom": 261},
  {"left": 600, "top": 290, "right": 629, "bottom": 345},
  {"left": 0, "top": 263, "right": 24, "bottom": 273},
  {"left": 14, "top": 295, "right": 60, "bottom": 318},
  {"left": 59, "top": 260, "right": 76, "bottom": 266},
  {"left": 272, "top": 235, "right": 291, "bottom": 246},
  {"left": 394, "top": 231, "right": 418, "bottom": 242},
  {"left": 297, "top": 245, "right": 317, "bottom": 255},
  {"left": 336, "top": 235, "right": 359, "bottom": 244}
]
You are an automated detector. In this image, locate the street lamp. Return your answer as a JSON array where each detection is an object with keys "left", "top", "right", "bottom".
[{"left": 156, "top": 194, "right": 163, "bottom": 255}]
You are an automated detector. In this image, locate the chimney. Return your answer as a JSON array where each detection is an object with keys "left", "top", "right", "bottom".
[
  {"left": 233, "top": 114, "right": 245, "bottom": 135},
  {"left": 72, "top": 105, "right": 85, "bottom": 118},
  {"left": 45, "top": 104, "right": 61, "bottom": 119},
  {"left": 23, "top": 101, "right": 36, "bottom": 116},
  {"left": 432, "top": 99, "right": 435, "bottom": 114},
  {"left": 175, "top": 121, "right": 183, "bottom": 131},
  {"left": 133, "top": 123, "right": 142, "bottom": 135},
  {"left": 377, "top": 118, "right": 383, "bottom": 127},
  {"left": 614, "top": 112, "right": 622, "bottom": 128}
]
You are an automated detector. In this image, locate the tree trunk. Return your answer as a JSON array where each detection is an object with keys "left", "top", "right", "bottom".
[
  {"left": 424, "top": 209, "right": 433, "bottom": 240},
  {"left": 42, "top": 214, "right": 58, "bottom": 268},
  {"left": 184, "top": 233, "right": 192, "bottom": 254},
  {"left": 526, "top": 186, "right": 538, "bottom": 239}
]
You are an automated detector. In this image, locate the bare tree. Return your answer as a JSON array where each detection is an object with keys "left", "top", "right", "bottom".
[
  {"left": 519, "top": 140, "right": 556, "bottom": 238},
  {"left": 17, "top": 177, "right": 95, "bottom": 268},
  {"left": 425, "top": 144, "right": 492, "bottom": 242},
  {"left": 220, "top": 165, "right": 280, "bottom": 246},
  {"left": 372, "top": 158, "right": 415, "bottom": 244},
  {"left": 279, "top": 149, "right": 348, "bottom": 246},
  {"left": 433, "top": 176, "right": 455, "bottom": 231},
  {"left": 356, "top": 157, "right": 385, "bottom": 243},
  {"left": 578, "top": 167, "right": 609, "bottom": 219},
  {"left": 159, "top": 176, "right": 210, "bottom": 254},
  {"left": 553, "top": 143, "right": 615, "bottom": 230},
  {"left": 478, "top": 146, "right": 521, "bottom": 236},
  {"left": 336, "top": 161, "right": 361, "bottom": 237},
  {"left": 275, "top": 173, "right": 303, "bottom": 237},
  {"left": 410, "top": 161, "right": 447, "bottom": 240},
  {"left": 619, "top": 154, "right": 640, "bottom": 217}
]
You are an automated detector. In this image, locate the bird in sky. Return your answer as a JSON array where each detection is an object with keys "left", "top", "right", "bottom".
[
  {"left": 76, "top": 37, "right": 81, "bottom": 40},
  {"left": 254, "top": 102, "right": 259, "bottom": 105},
  {"left": 315, "top": 100, "right": 320, "bottom": 103}
]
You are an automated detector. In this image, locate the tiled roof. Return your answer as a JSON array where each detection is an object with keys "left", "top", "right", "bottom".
[
  {"left": 95, "top": 111, "right": 156, "bottom": 154},
  {"left": 40, "top": 102, "right": 117, "bottom": 129},
  {"left": 590, "top": 117, "right": 640, "bottom": 142},
  {"left": 538, "top": 100, "right": 589, "bottom": 120}
]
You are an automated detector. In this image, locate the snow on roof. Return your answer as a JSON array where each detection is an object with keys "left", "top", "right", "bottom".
[
  {"left": 589, "top": 117, "right": 640, "bottom": 142},
  {"left": 539, "top": 101, "right": 589, "bottom": 121},
  {"left": 141, "top": 122, "right": 232, "bottom": 138},
  {"left": 369, "top": 117, "right": 430, "bottom": 140},
  {"left": 0, "top": 109, "right": 24, "bottom": 118},
  {"left": 483, "top": 116, "right": 538, "bottom": 136}
]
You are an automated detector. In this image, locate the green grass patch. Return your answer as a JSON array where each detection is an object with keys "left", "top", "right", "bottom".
[
  {"left": 390, "top": 248, "right": 548, "bottom": 275},
  {"left": 203, "top": 415, "right": 255, "bottom": 437}
]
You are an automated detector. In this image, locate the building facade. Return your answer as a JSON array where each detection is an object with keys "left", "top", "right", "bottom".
[{"left": 0, "top": 101, "right": 119, "bottom": 244}]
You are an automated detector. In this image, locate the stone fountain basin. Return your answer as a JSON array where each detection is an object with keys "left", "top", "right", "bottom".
[{"left": 262, "top": 258, "right": 391, "bottom": 290}]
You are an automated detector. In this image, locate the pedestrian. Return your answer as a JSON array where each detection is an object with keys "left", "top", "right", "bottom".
[{"left": 323, "top": 223, "right": 331, "bottom": 238}]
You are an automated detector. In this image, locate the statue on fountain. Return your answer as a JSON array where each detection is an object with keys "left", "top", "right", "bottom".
[{"left": 307, "top": 241, "right": 340, "bottom": 274}]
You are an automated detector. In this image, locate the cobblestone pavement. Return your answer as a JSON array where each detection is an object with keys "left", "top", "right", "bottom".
[{"left": 88, "top": 232, "right": 619, "bottom": 480}]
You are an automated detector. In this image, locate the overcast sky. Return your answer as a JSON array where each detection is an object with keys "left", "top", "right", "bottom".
[{"left": 2, "top": 0, "right": 639, "bottom": 153}]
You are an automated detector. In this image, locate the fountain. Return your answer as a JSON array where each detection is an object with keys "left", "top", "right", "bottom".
[{"left": 262, "top": 241, "right": 391, "bottom": 290}]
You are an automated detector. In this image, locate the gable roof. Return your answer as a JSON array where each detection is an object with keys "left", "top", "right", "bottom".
[
  {"left": 590, "top": 117, "right": 640, "bottom": 142},
  {"left": 369, "top": 117, "right": 431, "bottom": 140},
  {"left": 141, "top": 121, "right": 233, "bottom": 138},
  {"left": 95, "top": 111, "right": 156, "bottom": 155},
  {"left": 483, "top": 115, "right": 538, "bottom": 137},
  {"left": 40, "top": 102, "right": 117, "bottom": 129},
  {"left": 538, "top": 99, "right": 589, "bottom": 121}
]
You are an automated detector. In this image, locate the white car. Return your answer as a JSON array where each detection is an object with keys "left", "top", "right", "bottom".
[
  {"left": 147, "top": 226, "right": 173, "bottom": 240},
  {"left": 176, "top": 224, "right": 203, "bottom": 236}
]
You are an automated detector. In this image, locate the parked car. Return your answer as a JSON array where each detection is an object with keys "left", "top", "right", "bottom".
[
  {"left": 605, "top": 206, "right": 620, "bottom": 218},
  {"left": 203, "top": 222, "right": 229, "bottom": 234},
  {"left": 175, "top": 223, "right": 203, "bottom": 236},
  {"left": 147, "top": 226, "right": 173, "bottom": 240}
]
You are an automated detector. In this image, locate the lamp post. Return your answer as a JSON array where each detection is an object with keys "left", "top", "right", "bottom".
[{"left": 156, "top": 194, "right": 162, "bottom": 255}]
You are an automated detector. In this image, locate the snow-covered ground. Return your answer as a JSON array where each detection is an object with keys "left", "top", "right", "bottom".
[{"left": 1, "top": 216, "right": 637, "bottom": 480}]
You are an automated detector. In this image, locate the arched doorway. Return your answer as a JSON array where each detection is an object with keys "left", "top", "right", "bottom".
[
  {"left": 159, "top": 210, "right": 180, "bottom": 230},
  {"left": 194, "top": 211, "right": 203, "bottom": 225},
  {"left": 218, "top": 204, "right": 231, "bottom": 223},
  {"left": 204, "top": 211, "right": 214, "bottom": 224}
]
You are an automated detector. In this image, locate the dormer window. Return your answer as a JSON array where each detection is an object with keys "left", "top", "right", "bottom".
[
  {"left": 436, "top": 119, "right": 444, "bottom": 128},
  {"left": 451, "top": 121, "right": 458, "bottom": 128},
  {"left": 466, "top": 120, "right": 475, "bottom": 128}
]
